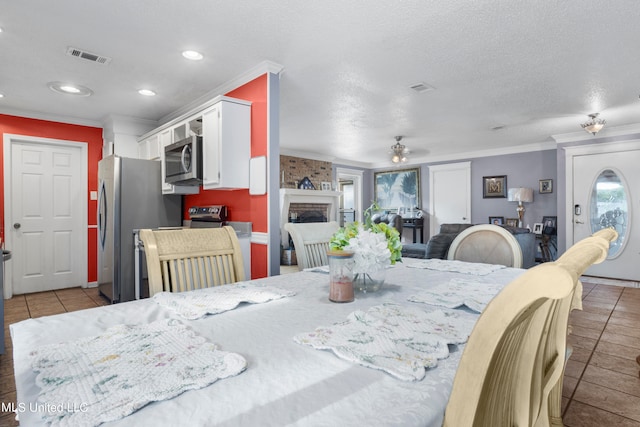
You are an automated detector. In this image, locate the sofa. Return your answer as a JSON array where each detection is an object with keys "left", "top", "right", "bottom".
[
  {"left": 402, "top": 223, "right": 536, "bottom": 268},
  {"left": 370, "top": 212, "right": 403, "bottom": 235}
]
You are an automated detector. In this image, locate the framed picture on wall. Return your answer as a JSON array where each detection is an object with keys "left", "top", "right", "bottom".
[
  {"left": 539, "top": 179, "right": 553, "bottom": 194},
  {"left": 489, "top": 216, "right": 505, "bottom": 225},
  {"left": 374, "top": 168, "right": 420, "bottom": 210},
  {"left": 483, "top": 175, "right": 507, "bottom": 198},
  {"left": 533, "top": 223, "right": 544, "bottom": 234}
]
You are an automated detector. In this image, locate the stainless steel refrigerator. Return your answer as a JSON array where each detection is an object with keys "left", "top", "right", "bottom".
[{"left": 97, "top": 155, "right": 182, "bottom": 303}]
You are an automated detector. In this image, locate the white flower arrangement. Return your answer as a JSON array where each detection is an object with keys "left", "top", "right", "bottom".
[
  {"left": 329, "top": 202, "right": 402, "bottom": 277},
  {"left": 343, "top": 226, "right": 392, "bottom": 274}
]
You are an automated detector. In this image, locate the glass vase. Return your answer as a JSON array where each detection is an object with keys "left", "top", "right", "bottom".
[
  {"left": 327, "top": 250, "right": 355, "bottom": 303},
  {"left": 353, "top": 269, "right": 386, "bottom": 293}
]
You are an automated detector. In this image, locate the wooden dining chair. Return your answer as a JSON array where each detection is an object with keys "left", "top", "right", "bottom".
[
  {"left": 139, "top": 227, "right": 245, "bottom": 296},
  {"left": 284, "top": 221, "right": 340, "bottom": 270},
  {"left": 444, "top": 228, "right": 617, "bottom": 427},
  {"left": 447, "top": 224, "right": 523, "bottom": 268}
]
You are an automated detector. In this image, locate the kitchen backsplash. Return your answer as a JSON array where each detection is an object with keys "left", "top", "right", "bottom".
[{"left": 280, "top": 155, "right": 332, "bottom": 189}]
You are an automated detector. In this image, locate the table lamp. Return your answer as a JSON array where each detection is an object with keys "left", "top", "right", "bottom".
[{"left": 508, "top": 187, "right": 533, "bottom": 228}]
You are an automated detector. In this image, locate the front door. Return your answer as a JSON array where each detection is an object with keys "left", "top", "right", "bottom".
[
  {"left": 9, "top": 139, "right": 85, "bottom": 294},
  {"left": 570, "top": 142, "right": 640, "bottom": 280}
]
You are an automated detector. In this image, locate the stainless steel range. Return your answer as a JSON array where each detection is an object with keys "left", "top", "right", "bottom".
[{"left": 187, "top": 205, "right": 228, "bottom": 226}]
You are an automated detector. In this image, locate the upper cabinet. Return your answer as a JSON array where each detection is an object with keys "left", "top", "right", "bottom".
[
  {"left": 138, "top": 96, "right": 252, "bottom": 194},
  {"left": 202, "top": 98, "right": 251, "bottom": 190}
]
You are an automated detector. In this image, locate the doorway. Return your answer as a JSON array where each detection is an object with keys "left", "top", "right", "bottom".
[
  {"left": 336, "top": 167, "right": 363, "bottom": 225},
  {"left": 565, "top": 140, "right": 640, "bottom": 281},
  {"left": 3, "top": 135, "right": 88, "bottom": 297}
]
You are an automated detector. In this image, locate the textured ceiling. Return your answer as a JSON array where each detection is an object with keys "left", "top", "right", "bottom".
[{"left": 1, "top": 1, "right": 640, "bottom": 167}]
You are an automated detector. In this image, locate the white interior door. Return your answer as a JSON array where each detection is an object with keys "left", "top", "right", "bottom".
[
  {"left": 429, "top": 162, "right": 471, "bottom": 237},
  {"left": 570, "top": 144, "right": 639, "bottom": 280},
  {"left": 9, "top": 139, "right": 85, "bottom": 294}
]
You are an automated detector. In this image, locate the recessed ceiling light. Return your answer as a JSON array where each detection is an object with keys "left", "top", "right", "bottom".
[
  {"left": 138, "top": 89, "right": 156, "bottom": 96},
  {"left": 47, "top": 81, "right": 93, "bottom": 97},
  {"left": 182, "top": 50, "right": 204, "bottom": 61},
  {"left": 0, "top": 93, "right": 4, "bottom": 98}
]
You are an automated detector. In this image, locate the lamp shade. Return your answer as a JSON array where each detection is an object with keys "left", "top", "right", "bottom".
[{"left": 508, "top": 187, "right": 533, "bottom": 203}]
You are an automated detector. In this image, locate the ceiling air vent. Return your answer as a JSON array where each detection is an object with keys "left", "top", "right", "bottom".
[
  {"left": 409, "top": 82, "right": 435, "bottom": 93},
  {"left": 66, "top": 47, "right": 112, "bottom": 65}
]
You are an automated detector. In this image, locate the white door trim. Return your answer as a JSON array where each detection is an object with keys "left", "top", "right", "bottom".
[
  {"left": 336, "top": 167, "right": 364, "bottom": 223},
  {"left": 3, "top": 134, "right": 88, "bottom": 299},
  {"left": 563, "top": 139, "right": 640, "bottom": 253}
]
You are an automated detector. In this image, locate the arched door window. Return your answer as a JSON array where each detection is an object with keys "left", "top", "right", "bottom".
[{"left": 590, "top": 169, "right": 628, "bottom": 258}]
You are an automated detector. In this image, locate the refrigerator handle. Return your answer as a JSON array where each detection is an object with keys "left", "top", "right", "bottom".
[{"left": 98, "top": 181, "right": 108, "bottom": 249}]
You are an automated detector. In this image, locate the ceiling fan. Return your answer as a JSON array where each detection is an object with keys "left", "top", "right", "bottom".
[{"left": 390, "top": 136, "right": 410, "bottom": 163}]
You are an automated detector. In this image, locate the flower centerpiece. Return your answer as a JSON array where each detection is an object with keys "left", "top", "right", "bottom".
[{"left": 329, "top": 203, "right": 402, "bottom": 292}]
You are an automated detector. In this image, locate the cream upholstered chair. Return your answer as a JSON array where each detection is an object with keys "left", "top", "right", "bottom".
[
  {"left": 139, "top": 227, "right": 245, "bottom": 296},
  {"left": 443, "top": 228, "right": 617, "bottom": 427},
  {"left": 447, "top": 224, "right": 523, "bottom": 268},
  {"left": 284, "top": 221, "right": 340, "bottom": 271}
]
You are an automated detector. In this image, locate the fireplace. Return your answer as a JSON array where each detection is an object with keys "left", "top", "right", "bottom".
[{"left": 280, "top": 189, "right": 341, "bottom": 248}]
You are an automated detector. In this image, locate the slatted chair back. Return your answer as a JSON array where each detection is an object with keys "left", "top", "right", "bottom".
[
  {"left": 444, "top": 228, "right": 617, "bottom": 427},
  {"left": 284, "top": 221, "right": 340, "bottom": 270},
  {"left": 139, "top": 227, "right": 245, "bottom": 296}
]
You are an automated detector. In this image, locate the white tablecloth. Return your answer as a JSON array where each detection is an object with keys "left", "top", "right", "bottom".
[{"left": 11, "top": 258, "right": 523, "bottom": 427}]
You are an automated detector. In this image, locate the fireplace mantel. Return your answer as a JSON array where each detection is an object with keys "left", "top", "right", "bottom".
[{"left": 280, "top": 188, "right": 342, "bottom": 248}]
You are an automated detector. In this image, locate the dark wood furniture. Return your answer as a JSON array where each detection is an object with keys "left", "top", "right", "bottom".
[{"left": 403, "top": 217, "right": 424, "bottom": 243}]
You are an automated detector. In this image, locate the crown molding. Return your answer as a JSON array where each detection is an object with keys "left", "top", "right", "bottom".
[
  {"left": 159, "top": 60, "right": 284, "bottom": 124},
  {"left": 552, "top": 122, "right": 640, "bottom": 144},
  {"left": 0, "top": 107, "right": 103, "bottom": 128}
]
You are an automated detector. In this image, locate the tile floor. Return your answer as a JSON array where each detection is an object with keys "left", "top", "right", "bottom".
[{"left": 1, "top": 277, "right": 639, "bottom": 426}]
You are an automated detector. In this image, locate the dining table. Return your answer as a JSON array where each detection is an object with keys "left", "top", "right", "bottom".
[{"left": 10, "top": 257, "right": 524, "bottom": 427}]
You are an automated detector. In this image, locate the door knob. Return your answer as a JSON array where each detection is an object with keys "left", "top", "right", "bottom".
[{"left": 13, "top": 223, "right": 21, "bottom": 229}]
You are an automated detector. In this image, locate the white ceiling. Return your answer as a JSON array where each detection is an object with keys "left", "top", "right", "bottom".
[{"left": 2, "top": 1, "right": 640, "bottom": 168}]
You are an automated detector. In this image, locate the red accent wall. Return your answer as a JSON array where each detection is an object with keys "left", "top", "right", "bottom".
[
  {"left": 1, "top": 74, "right": 270, "bottom": 285},
  {"left": 184, "top": 74, "right": 269, "bottom": 279},
  {"left": 0, "top": 114, "right": 103, "bottom": 282}
]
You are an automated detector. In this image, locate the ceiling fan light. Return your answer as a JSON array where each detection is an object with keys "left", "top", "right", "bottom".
[
  {"left": 390, "top": 135, "right": 409, "bottom": 163},
  {"left": 581, "top": 113, "right": 606, "bottom": 135}
]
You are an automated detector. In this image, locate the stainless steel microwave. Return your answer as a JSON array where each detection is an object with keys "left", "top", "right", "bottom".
[{"left": 164, "top": 135, "right": 203, "bottom": 185}]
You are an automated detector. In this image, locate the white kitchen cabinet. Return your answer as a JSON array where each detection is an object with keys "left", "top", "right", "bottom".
[
  {"left": 138, "top": 134, "right": 161, "bottom": 160},
  {"left": 202, "top": 98, "right": 251, "bottom": 189},
  {"left": 137, "top": 95, "right": 250, "bottom": 194}
]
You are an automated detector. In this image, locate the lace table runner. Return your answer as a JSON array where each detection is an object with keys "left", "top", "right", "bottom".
[
  {"left": 408, "top": 279, "right": 505, "bottom": 312},
  {"left": 294, "top": 303, "right": 475, "bottom": 381},
  {"left": 153, "top": 283, "right": 295, "bottom": 320},
  {"left": 406, "top": 259, "right": 506, "bottom": 275},
  {"left": 30, "top": 319, "right": 246, "bottom": 427}
]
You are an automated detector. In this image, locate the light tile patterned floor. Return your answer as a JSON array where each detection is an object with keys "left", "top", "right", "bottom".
[{"left": 1, "top": 276, "right": 639, "bottom": 426}]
